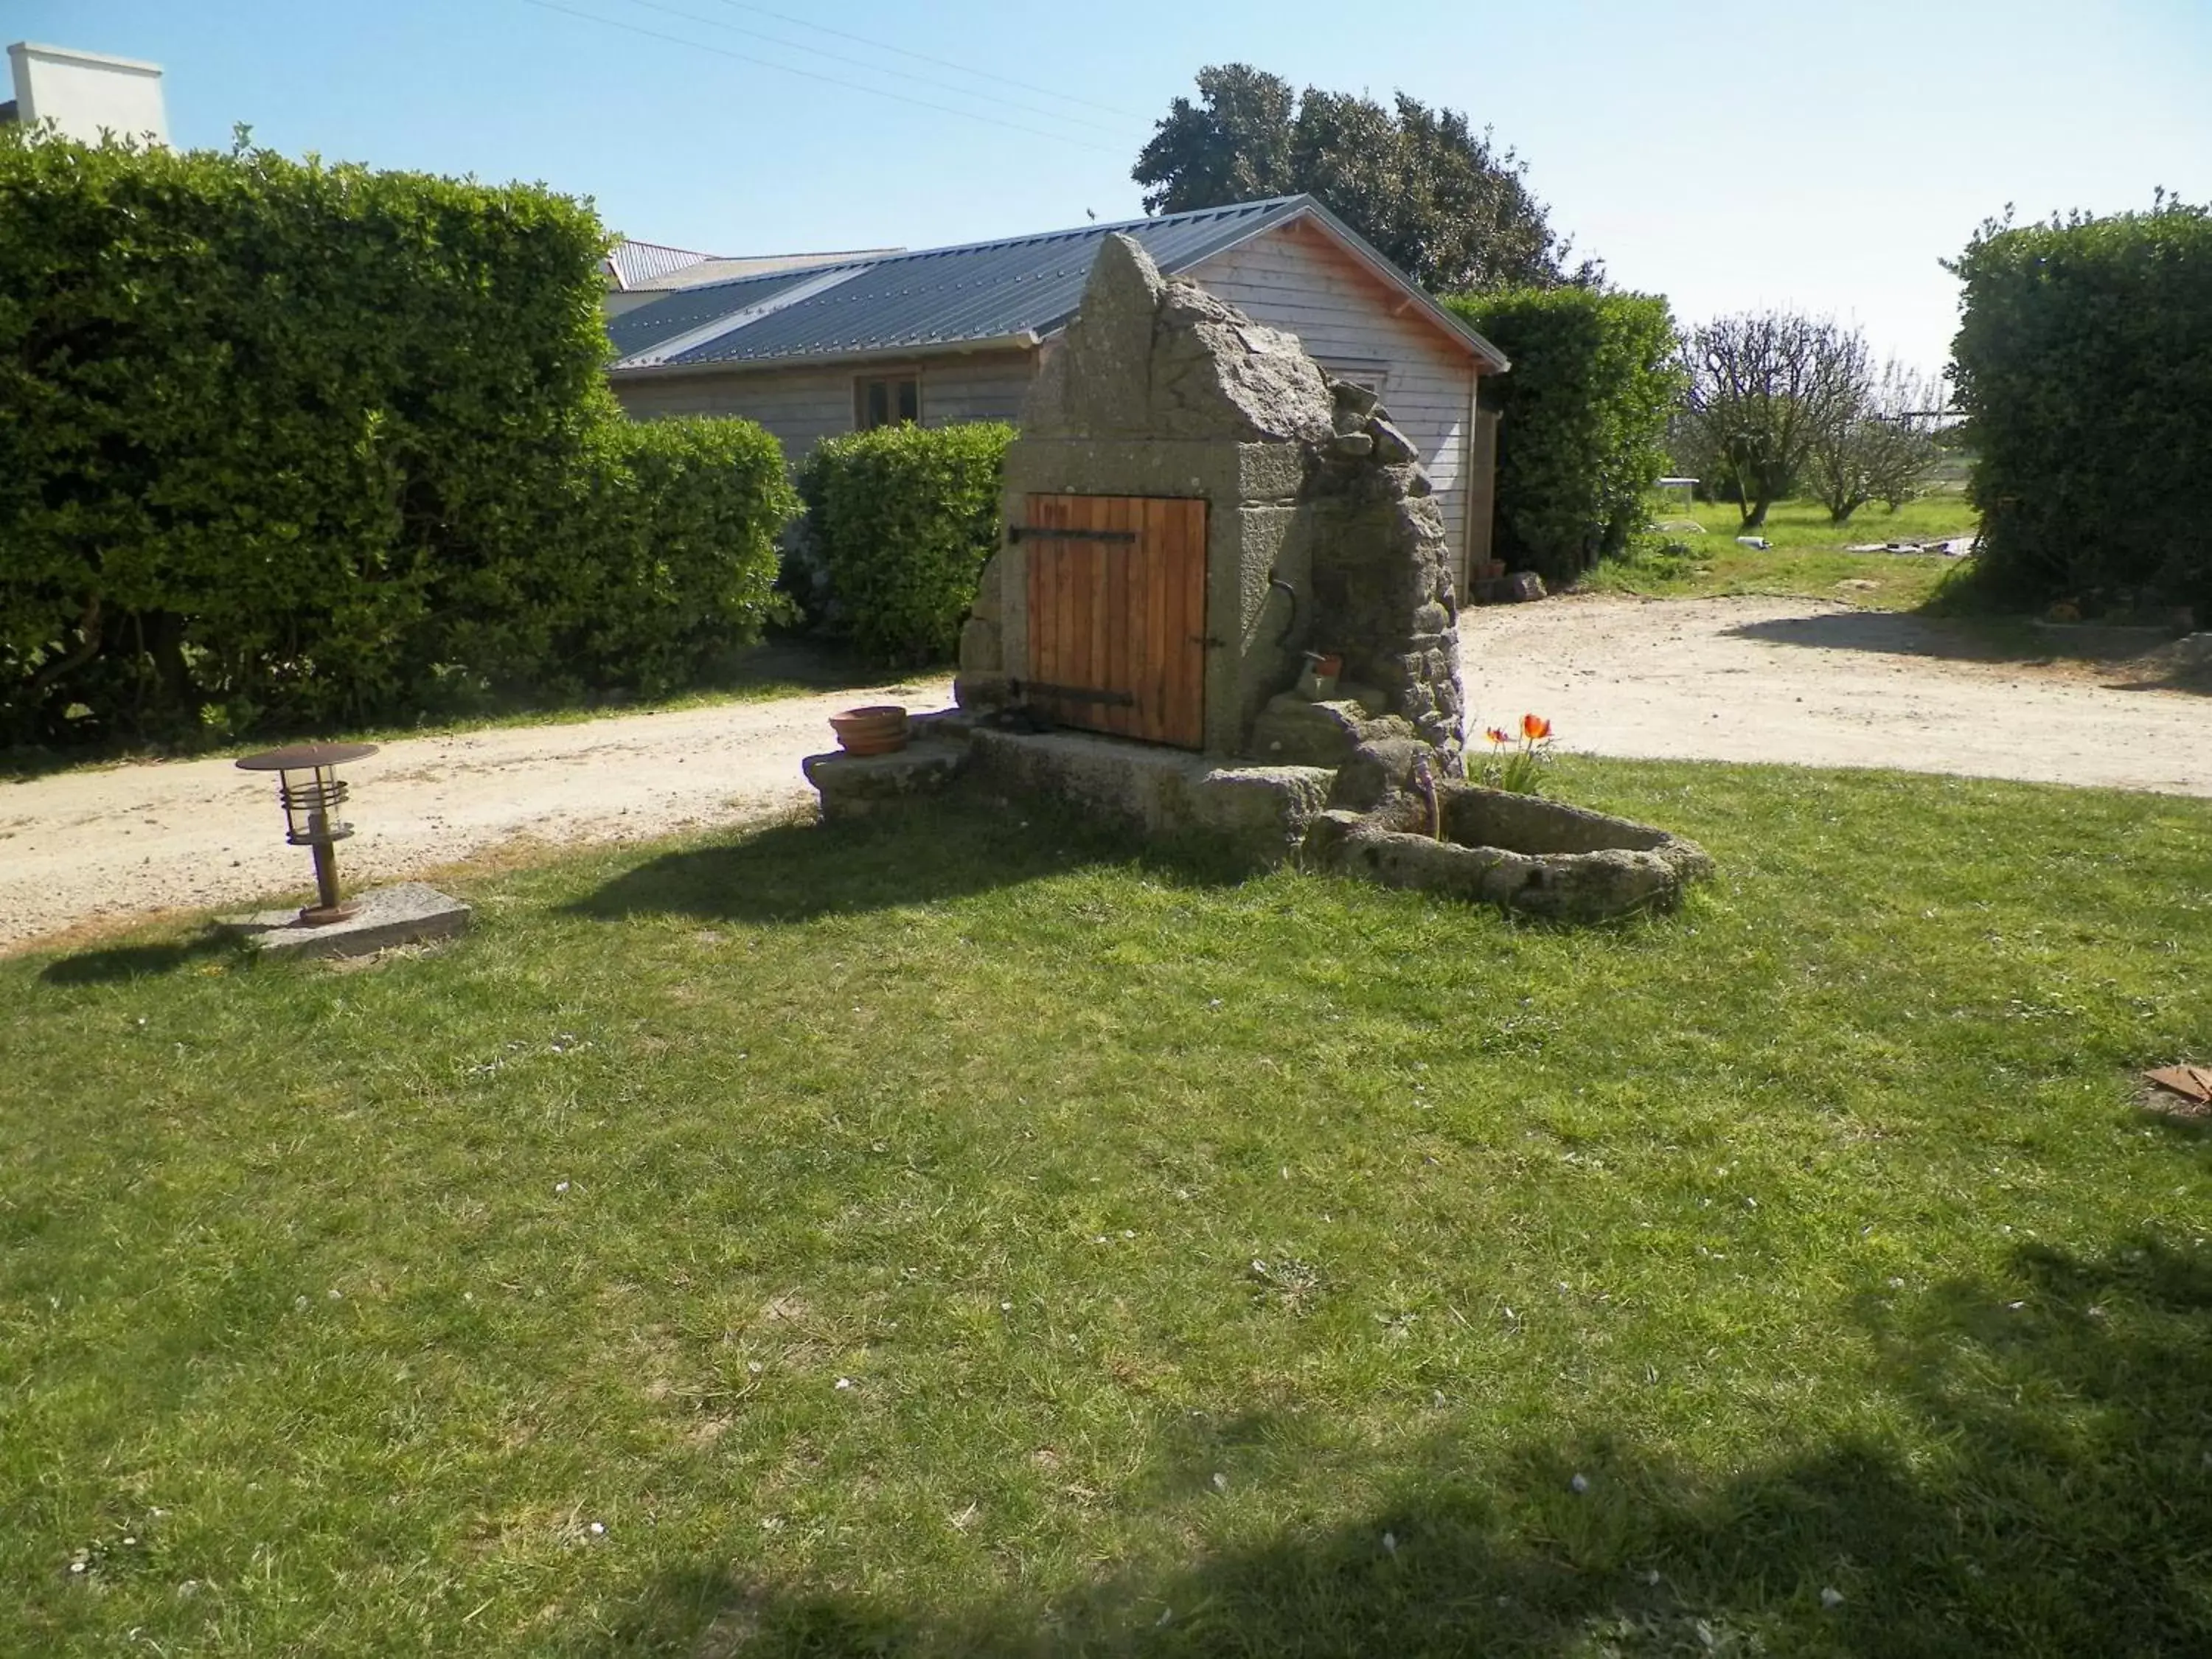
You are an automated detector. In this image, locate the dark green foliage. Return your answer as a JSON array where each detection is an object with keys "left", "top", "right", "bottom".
[
  {"left": 1135, "top": 66, "right": 1596, "bottom": 292},
  {"left": 0, "top": 130, "right": 790, "bottom": 745},
  {"left": 1949, "top": 195, "right": 2212, "bottom": 616},
  {"left": 1447, "top": 288, "right": 1682, "bottom": 585},
  {"left": 452, "top": 417, "right": 796, "bottom": 704},
  {"left": 793, "top": 422, "right": 1014, "bottom": 667}
]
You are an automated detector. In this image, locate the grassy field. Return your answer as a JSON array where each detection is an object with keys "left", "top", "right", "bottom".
[
  {"left": 1581, "top": 493, "right": 1980, "bottom": 611},
  {"left": 5, "top": 764, "right": 2210, "bottom": 1655}
]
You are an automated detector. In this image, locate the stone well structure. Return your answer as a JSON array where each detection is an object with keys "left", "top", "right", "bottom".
[
  {"left": 804, "top": 235, "right": 1716, "bottom": 920},
  {"left": 955, "top": 233, "right": 1465, "bottom": 767}
]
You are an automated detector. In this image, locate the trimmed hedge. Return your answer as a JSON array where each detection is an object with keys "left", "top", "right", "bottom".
[
  {"left": 0, "top": 130, "right": 791, "bottom": 744},
  {"left": 451, "top": 417, "right": 796, "bottom": 703},
  {"left": 793, "top": 422, "right": 1015, "bottom": 667},
  {"left": 1949, "top": 198, "right": 2212, "bottom": 616},
  {"left": 1445, "top": 288, "right": 1683, "bottom": 586}
]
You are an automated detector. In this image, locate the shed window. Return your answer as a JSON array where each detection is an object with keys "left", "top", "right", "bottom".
[
  {"left": 855, "top": 373, "right": 920, "bottom": 430},
  {"left": 1318, "top": 359, "right": 1389, "bottom": 397}
]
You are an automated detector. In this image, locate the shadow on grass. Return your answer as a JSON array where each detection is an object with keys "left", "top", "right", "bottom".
[
  {"left": 564, "top": 795, "right": 1249, "bottom": 926},
  {"left": 37, "top": 927, "right": 238, "bottom": 986},
  {"left": 599, "top": 1234, "right": 2212, "bottom": 1656}
]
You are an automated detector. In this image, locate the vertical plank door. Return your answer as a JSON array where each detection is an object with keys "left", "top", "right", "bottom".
[{"left": 1020, "top": 494, "right": 1206, "bottom": 748}]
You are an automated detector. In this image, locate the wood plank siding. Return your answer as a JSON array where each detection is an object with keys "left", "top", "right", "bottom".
[
  {"left": 1186, "top": 222, "right": 1480, "bottom": 574},
  {"left": 607, "top": 220, "right": 1488, "bottom": 580},
  {"left": 611, "top": 349, "right": 1037, "bottom": 457}
]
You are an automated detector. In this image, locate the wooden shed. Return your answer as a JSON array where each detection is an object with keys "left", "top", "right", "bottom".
[{"left": 605, "top": 195, "right": 1509, "bottom": 587}]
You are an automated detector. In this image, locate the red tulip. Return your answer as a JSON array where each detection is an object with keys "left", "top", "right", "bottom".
[
  {"left": 1485, "top": 726, "right": 1511, "bottom": 745},
  {"left": 1520, "top": 713, "right": 1552, "bottom": 742}
]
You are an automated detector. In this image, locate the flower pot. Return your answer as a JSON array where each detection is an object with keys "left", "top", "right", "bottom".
[
  {"left": 830, "top": 704, "right": 909, "bottom": 756},
  {"left": 1480, "top": 559, "right": 1506, "bottom": 581}
]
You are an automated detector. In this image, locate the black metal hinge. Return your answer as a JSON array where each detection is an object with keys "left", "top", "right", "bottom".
[
  {"left": 1015, "top": 680, "right": 1138, "bottom": 708},
  {"left": 1007, "top": 526, "right": 1139, "bottom": 545}
]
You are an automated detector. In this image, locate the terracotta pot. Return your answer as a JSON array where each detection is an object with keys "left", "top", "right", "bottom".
[
  {"left": 1312, "top": 653, "right": 1344, "bottom": 678},
  {"left": 830, "top": 704, "right": 909, "bottom": 756}
]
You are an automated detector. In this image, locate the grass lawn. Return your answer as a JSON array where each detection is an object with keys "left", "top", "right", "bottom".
[
  {"left": 1581, "top": 494, "right": 1980, "bottom": 611},
  {"left": 6, "top": 762, "right": 2210, "bottom": 1655}
]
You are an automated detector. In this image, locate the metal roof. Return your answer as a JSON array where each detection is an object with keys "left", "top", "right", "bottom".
[
  {"left": 605, "top": 196, "right": 1508, "bottom": 375},
  {"left": 604, "top": 239, "right": 724, "bottom": 289}
]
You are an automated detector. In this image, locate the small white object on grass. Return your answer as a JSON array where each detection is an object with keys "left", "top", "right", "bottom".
[
  {"left": 1211, "top": 1472, "right": 1228, "bottom": 1492},
  {"left": 588, "top": 1521, "right": 605, "bottom": 1537},
  {"left": 1820, "top": 1587, "right": 1844, "bottom": 1608},
  {"left": 1569, "top": 1473, "right": 1589, "bottom": 1494},
  {"left": 835, "top": 1377, "right": 854, "bottom": 1390}
]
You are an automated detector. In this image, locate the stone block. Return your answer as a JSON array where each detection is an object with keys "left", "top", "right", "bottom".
[
  {"left": 953, "top": 672, "right": 1012, "bottom": 712},
  {"left": 967, "top": 727, "right": 1329, "bottom": 866},
  {"left": 1247, "top": 693, "right": 1374, "bottom": 768},
  {"left": 1367, "top": 417, "right": 1419, "bottom": 465},
  {"left": 802, "top": 740, "right": 967, "bottom": 822},
  {"left": 958, "top": 615, "right": 1002, "bottom": 675},
  {"left": 970, "top": 552, "right": 1005, "bottom": 624},
  {"left": 221, "top": 882, "right": 471, "bottom": 961}
]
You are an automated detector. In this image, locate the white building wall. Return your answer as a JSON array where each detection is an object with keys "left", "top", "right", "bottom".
[
  {"left": 8, "top": 43, "right": 168, "bottom": 145},
  {"left": 1189, "top": 223, "right": 1481, "bottom": 580},
  {"left": 612, "top": 349, "right": 1037, "bottom": 458}
]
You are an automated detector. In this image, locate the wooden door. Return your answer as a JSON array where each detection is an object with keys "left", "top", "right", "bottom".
[{"left": 1020, "top": 494, "right": 1207, "bottom": 748}]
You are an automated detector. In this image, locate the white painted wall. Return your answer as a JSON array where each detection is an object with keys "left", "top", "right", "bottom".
[
  {"left": 1189, "top": 223, "right": 1481, "bottom": 579},
  {"left": 7, "top": 43, "right": 167, "bottom": 145}
]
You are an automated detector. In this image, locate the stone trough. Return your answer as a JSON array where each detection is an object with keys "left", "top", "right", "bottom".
[{"left": 1303, "top": 785, "right": 1714, "bottom": 922}]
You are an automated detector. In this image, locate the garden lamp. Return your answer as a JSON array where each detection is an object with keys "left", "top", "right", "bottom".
[{"left": 234, "top": 742, "right": 380, "bottom": 925}]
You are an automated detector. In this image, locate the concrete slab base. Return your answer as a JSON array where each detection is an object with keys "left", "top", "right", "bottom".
[
  {"left": 967, "top": 727, "right": 1332, "bottom": 865},
  {"left": 220, "top": 881, "right": 471, "bottom": 961},
  {"left": 801, "top": 739, "right": 967, "bottom": 822}
]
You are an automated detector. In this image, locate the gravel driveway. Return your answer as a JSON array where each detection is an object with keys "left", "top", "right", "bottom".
[
  {"left": 7, "top": 594, "right": 2207, "bottom": 953},
  {"left": 1460, "top": 594, "right": 2212, "bottom": 796},
  {"left": 1, "top": 680, "right": 947, "bottom": 953}
]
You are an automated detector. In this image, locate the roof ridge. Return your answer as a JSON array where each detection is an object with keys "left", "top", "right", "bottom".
[
  {"left": 873, "top": 193, "right": 1311, "bottom": 266},
  {"left": 653, "top": 195, "right": 1315, "bottom": 301}
]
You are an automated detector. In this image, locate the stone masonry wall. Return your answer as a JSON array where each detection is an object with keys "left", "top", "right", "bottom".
[{"left": 957, "top": 234, "right": 1464, "bottom": 766}]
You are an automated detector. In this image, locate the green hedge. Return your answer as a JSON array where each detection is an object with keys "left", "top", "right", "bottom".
[
  {"left": 1444, "top": 288, "right": 1683, "bottom": 586},
  {"left": 1949, "top": 198, "right": 2212, "bottom": 616},
  {"left": 793, "top": 422, "right": 1015, "bottom": 666},
  {"left": 0, "top": 130, "right": 790, "bottom": 745},
  {"left": 448, "top": 417, "right": 796, "bottom": 704}
]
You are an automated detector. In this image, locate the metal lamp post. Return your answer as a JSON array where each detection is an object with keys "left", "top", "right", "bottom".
[{"left": 234, "top": 742, "right": 380, "bottom": 925}]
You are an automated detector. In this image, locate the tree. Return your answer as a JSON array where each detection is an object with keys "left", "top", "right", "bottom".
[
  {"left": 1679, "top": 313, "right": 1868, "bottom": 528},
  {"left": 1133, "top": 66, "right": 1595, "bottom": 293},
  {"left": 1803, "top": 363, "right": 1944, "bottom": 524}
]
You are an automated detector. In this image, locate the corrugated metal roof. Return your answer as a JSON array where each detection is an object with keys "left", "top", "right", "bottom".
[
  {"left": 607, "top": 197, "right": 1313, "bottom": 372},
  {"left": 605, "top": 239, "right": 723, "bottom": 289},
  {"left": 608, "top": 263, "right": 858, "bottom": 363},
  {"left": 605, "top": 195, "right": 1509, "bottom": 375},
  {"left": 629, "top": 248, "right": 906, "bottom": 291}
]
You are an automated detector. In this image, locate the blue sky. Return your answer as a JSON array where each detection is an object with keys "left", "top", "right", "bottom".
[{"left": 15, "top": 0, "right": 2209, "bottom": 375}]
